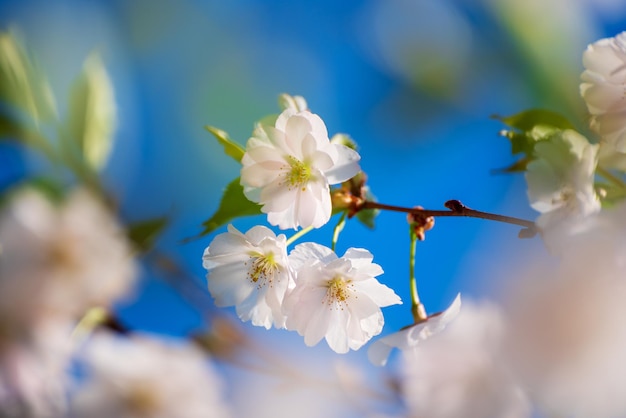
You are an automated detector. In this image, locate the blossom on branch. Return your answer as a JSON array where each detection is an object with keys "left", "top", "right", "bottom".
[
  {"left": 525, "top": 129, "right": 599, "bottom": 232},
  {"left": 202, "top": 225, "right": 293, "bottom": 329},
  {"left": 367, "top": 293, "right": 461, "bottom": 366},
  {"left": 240, "top": 108, "right": 361, "bottom": 230},
  {"left": 581, "top": 31, "right": 626, "bottom": 168},
  {"left": 283, "top": 243, "right": 401, "bottom": 354}
]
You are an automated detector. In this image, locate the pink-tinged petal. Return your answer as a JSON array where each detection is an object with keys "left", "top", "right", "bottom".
[
  {"left": 260, "top": 180, "right": 298, "bottom": 212},
  {"left": 325, "top": 308, "right": 351, "bottom": 353},
  {"left": 352, "top": 279, "right": 402, "bottom": 307},
  {"left": 325, "top": 145, "right": 361, "bottom": 184},
  {"left": 243, "top": 225, "right": 276, "bottom": 245},
  {"left": 241, "top": 163, "right": 283, "bottom": 189},
  {"left": 284, "top": 115, "right": 314, "bottom": 156},
  {"left": 303, "top": 111, "right": 329, "bottom": 140},
  {"left": 289, "top": 242, "right": 337, "bottom": 270},
  {"left": 237, "top": 290, "right": 274, "bottom": 329},
  {"left": 274, "top": 108, "right": 297, "bottom": 131},
  {"left": 244, "top": 144, "right": 286, "bottom": 165},
  {"left": 207, "top": 263, "right": 255, "bottom": 306},
  {"left": 367, "top": 340, "right": 395, "bottom": 366},
  {"left": 583, "top": 40, "right": 626, "bottom": 80}
]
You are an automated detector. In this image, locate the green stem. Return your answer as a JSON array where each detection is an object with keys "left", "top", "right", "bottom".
[
  {"left": 597, "top": 166, "right": 626, "bottom": 190},
  {"left": 409, "top": 227, "right": 427, "bottom": 323},
  {"left": 331, "top": 211, "right": 347, "bottom": 251},
  {"left": 286, "top": 225, "right": 315, "bottom": 247}
]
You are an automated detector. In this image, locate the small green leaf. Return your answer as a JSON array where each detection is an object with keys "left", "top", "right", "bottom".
[
  {"left": 127, "top": 216, "right": 169, "bottom": 253},
  {"left": 205, "top": 125, "right": 245, "bottom": 162},
  {"left": 0, "top": 31, "right": 57, "bottom": 126},
  {"left": 195, "top": 177, "right": 262, "bottom": 238},
  {"left": 65, "top": 52, "right": 116, "bottom": 171},
  {"left": 493, "top": 109, "right": 574, "bottom": 132}
]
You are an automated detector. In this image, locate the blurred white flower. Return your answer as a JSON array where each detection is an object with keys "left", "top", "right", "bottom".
[
  {"left": 581, "top": 31, "right": 626, "bottom": 168},
  {"left": 278, "top": 93, "right": 308, "bottom": 112},
  {"left": 525, "top": 129, "right": 599, "bottom": 232},
  {"left": 284, "top": 243, "right": 401, "bottom": 354},
  {"left": 203, "top": 225, "right": 293, "bottom": 329},
  {"left": 402, "top": 301, "right": 530, "bottom": 418},
  {"left": 0, "top": 320, "right": 72, "bottom": 418},
  {"left": 0, "top": 188, "right": 137, "bottom": 327},
  {"left": 505, "top": 259, "right": 626, "bottom": 418},
  {"left": 71, "top": 333, "right": 230, "bottom": 418},
  {"left": 367, "top": 293, "right": 461, "bottom": 366},
  {"left": 240, "top": 108, "right": 361, "bottom": 229}
]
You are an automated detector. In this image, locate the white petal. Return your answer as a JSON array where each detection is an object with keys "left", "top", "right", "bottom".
[{"left": 325, "top": 145, "right": 361, "bottom": 184}]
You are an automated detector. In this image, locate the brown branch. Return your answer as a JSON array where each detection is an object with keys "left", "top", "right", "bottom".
[{"left": 361, "top": 199, "right": 537, "bottom": 238}]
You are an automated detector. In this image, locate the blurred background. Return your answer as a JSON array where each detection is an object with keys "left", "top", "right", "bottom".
[{"left": 1, "top": 0, "right": 625, "bottom": 414}]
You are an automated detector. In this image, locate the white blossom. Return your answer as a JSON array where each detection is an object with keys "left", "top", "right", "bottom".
[
  {"left": 70, "top": 332, "right": 230, "bottom": 418},
  {"left": 203, "top": 224, "right": 293, "bottom": 329},
  {"left": 240, "top": 108, "right": 361, "bottom": 230},
  {"left": 0, "top": 188, "right": 137, "bottom": 326},
  {"left": 402, "top": 301, "right": 530, "bottom": 418},
  {"left": 283, "top": 243, "right": 401, "bottom": 354},
  {"left": 367, "top": 293, "right": 461, "bottom": 366},
  {"left": 581, "top": 31, "right": 626, "bottom": 168},
  {"left": 525, "top": 129, "right": 599, "bottom": 233},
  {"left": 504, "top": 258, "right": 626, "bottom": 418}
]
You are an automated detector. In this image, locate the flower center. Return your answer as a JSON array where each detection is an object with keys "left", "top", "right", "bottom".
[
  {"left": 324, "top": 276, "right": 354, "bottom": 309},
  {"left": 246, "top": 252, "right": 279, "bottom": 289},
  {"left": 285, "top": 156, "right": 312, "bottom": 190}
]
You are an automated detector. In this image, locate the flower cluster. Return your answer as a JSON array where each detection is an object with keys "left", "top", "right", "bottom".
[{"left": 203, "top": 225, "right": 401, "bottom": 353}]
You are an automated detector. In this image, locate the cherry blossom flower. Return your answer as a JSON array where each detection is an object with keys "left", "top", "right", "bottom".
[
  {"left": 240, "top": 108, "right": 361, "bottom": 230},
  {"left": 581, "top": 31, "right": 626, "bottom": 169},
  {"left": 283, "top": 243, "right": 401, "bottom": 354},
  {"left": 505, "top": 258, "right": 626, "bottom": 418},
  {"left": 402, "top": 301, "right": 530, "bottom": 418},
  {"left": 525, "top": 129, "right": 599, "bottom": 233},
  {"left": 202, "top": 225, "right": 293, "bottom": 329},
  {"left": 0, "top": 188, "right": 137, "bottom": 325},
  {"left": 367, "top": 293, "right": 461, "bottom": 366},
  {"left": 70, "top": 333, "right": 231, "bottom": 418}
]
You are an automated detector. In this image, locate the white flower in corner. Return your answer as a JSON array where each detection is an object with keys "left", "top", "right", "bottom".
[
  {"left": 525, "top": 129, "right": 599, "bottom": 231},
  {"left": 202, "top": 225, "right": 293, "bottom": 329},
  {"left": 0, "top": 188, "right": 137, "bottom": 324},
  {"left": 581, "top": 31, "right": 626, "bottom": 167},
  {"left": 240, "top": 108, "right": 361, "bottom": 230},
  {"left": 367, "top": 294, "right": 461, "bottom": 366},
  {"left": 402, "top": 301, "right": 530, "bottom": 418},
  {"left": 71, "top": 333, "right": 231, "bottom": 418},
  {"left": 283, "top": 243, "right": 401, "bottom": 354}
]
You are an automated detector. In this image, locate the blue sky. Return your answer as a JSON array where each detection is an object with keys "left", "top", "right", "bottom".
[{"left": 1, "top": 0, "right": 625, "bottom": 365}]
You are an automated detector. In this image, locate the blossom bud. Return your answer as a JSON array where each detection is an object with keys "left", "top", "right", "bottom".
[{"left": 407, "top": 206, "right": 435, "bottom": 241}]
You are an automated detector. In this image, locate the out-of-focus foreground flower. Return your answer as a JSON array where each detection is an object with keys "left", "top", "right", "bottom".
[
  {"left": 401, "top": 301, "right": 530, "bottom": 418},
  {"left": 581, "top": 31, "right": 626, "bottom": 169},
  {"left": 71, "top": 332, "right": 231, "bottom": 418},
  {"left": 367, "top": 293, "right": 461, "bottom": 367}
]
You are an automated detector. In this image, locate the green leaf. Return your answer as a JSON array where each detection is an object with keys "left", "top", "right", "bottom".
[
  {"left": 195, "top": 177, "right": 262, "bottom": 238},
  {"left": 65, "top": 52, "right": 116, "bottom": 171},
  {"left": 493, "top": 109, "right": 574, "bottom": 132},
  {"left": 127, "top": 216, "right": 169, "bottom": 253},
  {"left": 0, "top": 30, "right": 57, "bottom": 126},
  {"left": 204, "top": 125, "right": 245, "bottom": 162}
]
